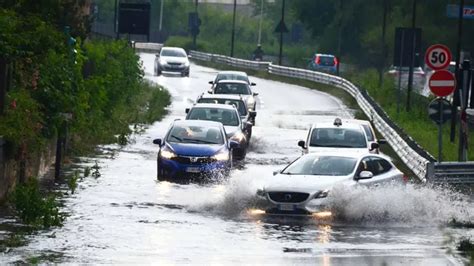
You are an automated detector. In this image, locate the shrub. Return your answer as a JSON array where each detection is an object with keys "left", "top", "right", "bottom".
[{"left": 10, "top": 178, "right": 64, "bottom": 228}]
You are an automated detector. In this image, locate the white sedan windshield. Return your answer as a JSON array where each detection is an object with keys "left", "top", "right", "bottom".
[{"left": 282, "top": 156, "right": 357, "bottom": 176}]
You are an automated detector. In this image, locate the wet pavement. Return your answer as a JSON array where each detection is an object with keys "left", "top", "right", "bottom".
[{"left": 0, "top": 53, "right": 472, "bottom": 264}]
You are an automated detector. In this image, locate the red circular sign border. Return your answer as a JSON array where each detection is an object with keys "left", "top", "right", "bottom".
[
  {"left": 425, "top": 44, "right": 452, "bottom": 70},
  {"left": 429, "top": 69, "right": 456, "bottom": 97}
]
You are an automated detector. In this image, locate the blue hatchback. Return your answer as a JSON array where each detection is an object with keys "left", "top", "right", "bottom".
[
  {"left": 153, "top": 120, "right": 239, "bottom": 182},
  {"left": 307, "top": 53, "right": 338, "bottom": 74}
]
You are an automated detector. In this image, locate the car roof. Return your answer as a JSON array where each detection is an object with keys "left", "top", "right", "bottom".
[
  {"left": 215, "top": 79, "right": 249, "bottom": 85},
  {"left": 173, "top": 119, "right": 224, "bottom": 128},
  {"left": 198, "top": 94, "right": 244, "bottom": 101},
  {"left": 217, "top": 71, "right": 248, "bottom": 76},
  {"left": 190, "top": 103, "right": 238, "bottom": 111}
]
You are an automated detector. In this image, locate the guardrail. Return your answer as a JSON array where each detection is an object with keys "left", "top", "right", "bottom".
[
  {"left": 189, "top": 50, "right": 439, "bottom": 182},
  {"left": 426, "top": 162, "right": 474, "bottom": 184}
]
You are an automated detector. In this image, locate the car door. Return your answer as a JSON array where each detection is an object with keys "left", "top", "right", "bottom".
[{"left": 356, "top": 156, "right": 397, "bottom": 186}]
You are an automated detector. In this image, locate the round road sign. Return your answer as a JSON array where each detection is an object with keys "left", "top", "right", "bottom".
[
  {"left": 425, "top": 44, "right": 452, "bottom": 70},
  {"left": 429, "top": 70, "right": 456, "bottom": 97},
  {"left": 428, "top": 98, "right": 452, "bottom": 125}
]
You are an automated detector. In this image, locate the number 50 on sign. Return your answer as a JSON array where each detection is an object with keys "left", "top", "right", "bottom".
[{"left": 425, "top": 44, "right": 452, "bottom": 70}]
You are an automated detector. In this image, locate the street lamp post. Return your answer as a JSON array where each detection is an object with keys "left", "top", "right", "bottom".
[
  {"left": 230, "top": 0, "right": 237, "bottom": 57},
  {"left": 406, "top": 0, "right": 417, "bottom": 112},
  {"left": 257, "top": 0, "right": 264, "bottom": 46},
  {"left": 278, "top": 0, "right": 285, "bottom": 65}
]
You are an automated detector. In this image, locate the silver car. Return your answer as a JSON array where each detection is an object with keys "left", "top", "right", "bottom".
[
  {"left": 154, "top": 47, "right": 190, "bottom": 77},
  {"left": 256, "top": 151, "right": 404, "bottom": 215}
]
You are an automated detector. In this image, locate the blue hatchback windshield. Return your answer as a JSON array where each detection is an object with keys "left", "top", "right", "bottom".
[{"left": 167, "top": 125, "right": 224, "bottom": 144}]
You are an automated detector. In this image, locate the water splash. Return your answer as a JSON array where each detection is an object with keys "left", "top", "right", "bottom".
[
  {"left": 186, "top": 166, "right": 273, "bottom": 217},
  {"left": 327, "top": 183, "right": 473, "bottom": 226},
  {"left": 189, "top": 171, "right": 473, "bottom": 227}
]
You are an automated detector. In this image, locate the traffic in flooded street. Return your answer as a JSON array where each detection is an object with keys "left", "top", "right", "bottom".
[{"left": 0, "top": 53, "right": 472, "bottom": 265}]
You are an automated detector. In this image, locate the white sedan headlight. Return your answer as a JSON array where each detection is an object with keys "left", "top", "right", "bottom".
[
  {"left": 184, "top": 61, "right": 190, "bottom": 67},
  {"left": 212, "top": 150, "right": 229, "bottom": 161},
  {"left": 314, "top": 189, "right": 329, "bottom": 199},
  {"left": 159, "top": 58, "right": 168, "bottom": 66}
]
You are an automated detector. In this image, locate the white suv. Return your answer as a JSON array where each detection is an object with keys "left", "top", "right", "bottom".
[{"left": 298, "top": 118, "right": 383, "bottom": 154}]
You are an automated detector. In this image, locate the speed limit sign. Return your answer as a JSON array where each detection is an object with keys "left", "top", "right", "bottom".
[{"left": 425, "top": 44, "right": 452, "bottom": 70}]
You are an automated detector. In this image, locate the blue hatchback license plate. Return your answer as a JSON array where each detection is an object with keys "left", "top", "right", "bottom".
[
  {"left": 279, "top": 204, "right": 294, "bottom": 211},
  {"left": 186, "top": 167, "right": 201, "bottom": 173}
]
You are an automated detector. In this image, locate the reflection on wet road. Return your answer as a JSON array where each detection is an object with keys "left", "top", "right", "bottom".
[{"left": 0, "top": 53, "right": 472, "bottom": 265}]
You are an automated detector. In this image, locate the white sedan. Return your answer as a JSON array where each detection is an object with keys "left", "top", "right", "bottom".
[{"left": 255, "top": 152, "right": 404, "bottom": 216}]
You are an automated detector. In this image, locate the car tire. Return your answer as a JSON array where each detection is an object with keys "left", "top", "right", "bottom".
[
  {"left": 233, "top": 148, "right": 246, "bottom": 160},
  {"left": 157, "top": 69, "right": 162, "bottom": 76},
  {"left": 157, "top": 163, "right": 166, "bottom": 181}
]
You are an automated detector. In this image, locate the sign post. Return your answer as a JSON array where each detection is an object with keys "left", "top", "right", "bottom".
[
  {"left": 425, "top": 44, "right": 455, "bottom": 162},
  {"left": 428, "top": 98, "right": 452, "bottom": 162}
]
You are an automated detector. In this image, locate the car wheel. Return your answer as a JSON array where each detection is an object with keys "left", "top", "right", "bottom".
[
  {"left": 157, "top": 69, "right": 162, "bottom": 76},
  {"left": 157, "top": 163, "right": 166, "bottom": 181}
]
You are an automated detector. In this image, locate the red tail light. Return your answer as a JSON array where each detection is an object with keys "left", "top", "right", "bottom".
[
  {"left": 334, "top": 57, "right": 339, "bottom": 66},
  {"left": 315, "top": 56, "right": 320, "bottom": 65}
]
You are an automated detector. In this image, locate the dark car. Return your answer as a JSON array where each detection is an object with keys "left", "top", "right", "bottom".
[
  {"left": 185, "top": 103, "right": 250, "bottom": 160},
  {"left": 196, "top": 94, "right": 256, "bottom": 135},
  {"left": 307, "top": 53, "right": 338, "bottom": 74},
  {"left": 153, "top": 120, "right": 239, "bottom": 182},
  {"left": 154, "top": 47, "right": 190, "bottom": 77},
  {"left": 207, "top": 80, "right": 258, "bottom": 122}
]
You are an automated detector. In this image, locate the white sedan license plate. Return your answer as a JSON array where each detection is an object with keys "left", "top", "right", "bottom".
[
  {"left": 186, "top": 167, "right": 201, "bottom": 173},
  {"left": 279, "top": 204, "right": 295, "bottom": 211}
]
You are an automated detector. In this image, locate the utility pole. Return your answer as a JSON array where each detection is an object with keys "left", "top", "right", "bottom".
[
  {"left": 257, "top": 0, "right": 264, "bottom": 46},
  {"left": 230, "top": 0, "right": 237, "bottom": 57},
  {"left": 278, "top": 0, "right": 285, "bottom": 65},
  {"left": 159, "top": 0, "right": 164, "bottom": 32},
  {"left": 406, "top": 0, "right": 417, "bottom": 112},
  {"left": 336, "top": 0, "right": 343, "bottom": 76},
  {"left": 379, "top": 0, "right": 389, "bottom": 87},
  {"left": 450, "top": 0, "right": 465, "bottom": 143},
  {"left": 192, "top": 0, "right": 198, "bottom": 50}
]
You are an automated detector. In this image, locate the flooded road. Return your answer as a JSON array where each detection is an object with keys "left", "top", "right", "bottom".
[{"left": 0, "top": 53, "right": 472, "bottom": 264}]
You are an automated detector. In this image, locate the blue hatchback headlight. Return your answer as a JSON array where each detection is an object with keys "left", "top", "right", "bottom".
[
  {"left": 212, "top": 149, "right": 229, "bottom": 161},
  {"left": 160, "top": 145, "right": 176, "bottom": 159}
]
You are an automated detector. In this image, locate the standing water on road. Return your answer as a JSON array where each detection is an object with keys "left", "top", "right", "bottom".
[{"left": 0, "top": 53, "right": 472, "bottom": 265}]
